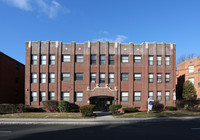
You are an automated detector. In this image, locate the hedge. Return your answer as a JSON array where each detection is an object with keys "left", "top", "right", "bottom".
[
  {"left": 123, "top": 108, "right": 139, "bottom": 113},
  {"left": 0, "top": 104, "right": 24, "bottom": 114},
  {"left": 109, "top": 104, "right": 122, "bottom": 114},
  {"left": 42, "top": 100, "right": 58, "bottom": 112},
  {"left": 79, "top": 105, "right": 96, "bottom": 117},
  {"left": 176, "top": 100, "right": 200, "bottom": 111},
  {"left": 58, "top": 100, "right": 70, "bottom": 112}
]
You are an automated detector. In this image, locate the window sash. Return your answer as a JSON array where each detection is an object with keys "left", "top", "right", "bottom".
[
  {"left": 50, "top": 55, "right": 55, "bottom": 64},
  {"left": 157, "top": 56, "right": 162, "bottom": 65},
  {"left": 63, "top": 55, "right": 70, "bottom": 62},
  {"left": 121, "top": 74, "right": 129, "bottom": 81},
  {"left": 32, "top": 74, "right": 37, "bottom": 83},
  {"left": 109, "top": 55, "right": 115, "bottom": 64},
  {"left": 76, "top": 73, "right": 83, "bottom": 80},
  {"left": 49, "top": 92, "right": 55, "bottom": 100},
  {"left": 165, "top": 91, "right": 170, "bottom": 101},
  {"left": 166, "top": 74, "right": 170, "bottom": 82},
  {"left": 62, "top": 92, "right": 70, "bottom": 101},
  {"left": 76, "top": 92, "right": 83, "bottom": 102},
  {"left": 134, "top": 74, "right": 142, "bottom": 81},
  {"left": 134, "top": 56, "right": 142, "bottom": 63},
  {"left": 121, "top": 56, "right": 129, "bottom": 62},
  {"left": 121, "top": 92, "right": 129, "bottom": 101},
  {"left": 165, "top": 56, "right": 170, "bottom": 65},
  {"left": 41, "top": 55, "right": 46, "bottom": 65},
  {"left": 32, "top": 55, "right": 37, "bottom": 64},
  {"left": 134, "top": 92, "right": 141, "bottom": 101},
  {"left": 40, "top": 73, "right": 46, "bottom": 83},
  {"left": 148, "top": 92, "right": 154, "bottom": 99},
  {"left": 188, "top": 66, "right": 194, "bottom": 73},
  {"left": 76, "top": 55, "right": 84, "bottom": 62},
  {"left": 157, "top": 74, "right": 162, "bottom": 83},
  {"left": 188, "top": 78, "right": 194, "bottom": 84},
  {"left": 109, "top": 74, "right": 114, "bottom": 83},
  {"left": 100, "top": 55, "right": 106, "bottom": 64},
  {"left": 157, "top": 92, "right": 162, "bottom": 100},
  {"left": 40, "top": 92, "right": 46, "bottom": 101},
  {"left": 100, "top": 74, "right": 105, "bottom": 83},
  {"left": 62, "top": 73, "right": 70, "bottom": 81},
  {"left": 49, "top": 73, "right": 55, "bottom": 83},
  {"left": 31, "top": 92, "right": 37, "bottom": 101},
  {"left": 91, "top": 55, "right": 96, "bottom": 64}
]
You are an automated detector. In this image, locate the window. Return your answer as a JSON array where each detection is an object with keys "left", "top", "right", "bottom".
[
  {"left": 134, "top": 55, "right": 142, "bottom": 63},
  {"left": 40, "top": 55, "right": 46, "bottom": 65},
  {"left": 198, "top": 82, "right": 200, "bottom": 88},
  {"left": 100, "top": 73, "right": 105, "bottom": 83},
  {"left": 31, "top": 73, "right": 37, "bottom": 83},
  {"left": 49, "top": 73, "right": 55, "bottom": 83},
  {"left": 134, "top": 91, "right": 141, "bottom": 101},
  {"left": 148, "top": 91, "right": 154, "bottom": 100},
  {"left": 121, "top": 55, "right": 129, "bottom": 63},
  {"left": 165, "top": 91, "right": 170, "bottom": 101},
  {"left": 157, "top": 56, "right": 162, "bottom": 66},
  {"left": 62, "top": 73, "right": 70, "bottom": 81},
  {"left": 62, "top": 92, "right": 70, "bottom": 101},
  {"left": 100, "top": 55, "right": 106, "bottom": 64},
  {"left": 75, "top": 73, "right": 83, "bottom": 81},
  {"left": 188, "top": 77, "right": 194, "bottom": 85},
  {"left": 188, "top": 66, "right": 194, "bottom": 73},
  {"left": 157, "top": 91, "right": 162, "bottom": 101},
  {"left": 148, "top": 56, "right": 154, "bottom": 65},
  {"left": 63, "top": 55, "right": 70, "bottom": 62},
  {"left": 16, "top": 64, "right": 19, "bottom": 70},
  {"left": 121, "top": 73, "right": 129, "bottom": 81},
  {"left": 76, "top": 92, "right": 83, "bottom": 102},
  {"left": 32, "top": 55, "right": 37, "bottom": 64},
  {"left": 50, "top": 55, "right": 55, "bottom": 65},
  {"left": 134, "top": 73, "right": 142, "bottom": 81},
  {"left": 148, "top": 74, "right": 154, "bottom": 83},
  {"left": 165, "top": 74, "right": 170, "bottom": 83},
  {"left": 157, "top": 73, "right": 162, "bottom": 83},
  {"left": 49, "top": 92, "right": 55, "bottom": 100},
  {"left": 40, "top": 92, "right": 46, "bottom": 101},
  {"left": 76, "top": 55, "right": 84, "bottom": 62},
  {"left": 109, "top": 55, "right": 115, "bottom": 64},
  {"left": 40, "top": 73, "right": 46, "bottom": 83},
  {"left": 90, "top": 73, "right": 96, "bottom": 83},
  {"left": 198, "top": 68, "right": 200, "bottom": 74},
  {"left": 121, "top": 92, "right": 129, "bottom": 102},
  {"left": 109, "top": 73, "right": 115, "bottom": 83},
  {"left": 31, "top": 92, "right": 37, "bottom": 102},
  {"left": 90, "top": 55, "right": 96, "bottom": 64},
  {"left": 165, "top": 56, "right": 170, "bottom": 66}
]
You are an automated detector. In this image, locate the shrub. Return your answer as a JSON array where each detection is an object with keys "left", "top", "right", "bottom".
[
  {"left": 0, "top": 104, "right": 24, "bottom": 114},
  {"left": 79, "top": 105, "right": 96, "bottom": 117},
  {"left": 42, "top": 100, "right": 58, "bottom": 112},
  {"left": 58, "top": 100, "right": 70, "bottom": 112},
  {"left": 165, "top": 106, "right": 177, "bottom": 111},
  {"left": 183, "top": 80, "right": 196, "bottom": 100},
  {"left": 109, "top": 104, "right": 122, "bottom": 114},
  {"left": 152, "top": 100, "right": 164, "bottom": 112},
  {"left": 23, "top": 107, "right": 44, "bottom": 112},
  {"left": 69, "top": 103, "right": 80, "bottom": 112},
  {"left": 176, "top": 100, "right": 200, "bottom": 111},
  {"left": 123, "top": 108, "right": 139, "bottom": 113}
]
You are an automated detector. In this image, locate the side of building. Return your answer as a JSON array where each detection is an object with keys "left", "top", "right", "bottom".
[
  {"left": 25, "top": 41, "right": 176, "bottom": 109},
  {"left": 0, "top": 52, "right": 25, "bottom": 104}
]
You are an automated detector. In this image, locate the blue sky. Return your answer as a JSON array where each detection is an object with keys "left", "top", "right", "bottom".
[{"left": 0, "top": 0, "right": 200, "bottom": 64}]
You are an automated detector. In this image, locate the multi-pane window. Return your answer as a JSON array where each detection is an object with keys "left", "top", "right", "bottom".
[
  {"left": 165, "top": 56, "right": 170, "bottom": 66},
  {"left": 31, "top": 73, "right": 37, "bottom": 83},
  {"left": 109, "top": 73, "right": 115, "bottom": 83},
  {"left": 121, "top": 73, "right": 129, "bottom": 81},
  {"left": 165, "top": 74, "right": 170, "bottom": 83},
  {"left": 40, "top": 92, "right": 46, "bottom": 101},
  {"left": 49, "top": 73, "right": 55, "bottom": 83},
  {"left": 76, "top": 92, "right": 83, "bottom": 102},
  {"left": 157, "top": 73, "right": 162, "bottom": 83},
  {"left": 121, "top": 55, "right": 129, "bottom": 63},
  {"left": 100, "top": 73, "right": 105, "bottom": 83},
  {"left": 109, "top": 55, "right": 115, "bottom": 65},
  {"left": 31, "top": 92, "right": 37, "bottom": 102},
  {"left": 157, "top": 91, "right": 162, "bottom": 101},
  {"left": 134, "top": 73, "right": 142, "bottom": 81},
  {"left": 50, "top": 55, "right": 55, "bottom": 65},
  {"left": 198, "top": 82, "right": 200, "bottom": 88},
  {"left": 75, "top": 73, "right": 83, "bottom": 81},
  {"left": 148, "top": 91, "right": 154, "bottom": 100},
  {"left": 134, "top": 91, "right": 141, "bottom": 101},
  {"left": 62, "top": 92, "right": 70, "bottom": 101},
  {"left": 121, "top": 92, "right": 129, "bottom": 102},
  {"left": 148, "top": 56, "right": 154, "bottom": 65},
  {"left": 62, "top": 73, "right": 70, "bottom": 81},
  {"left": 148, "top": 74, "right": 154, "bottom": 83},
  {"left": 49, "top": 92, "right": 55, "bottom": 100},
  {"left": 31, "top": 55, "right": 37, "bottom": 64},
  {"left": 188, "top": 77, "right": 194, "bottom": 85},
  {"left": 63, "top": 55, "right": 70, "bottom": 62},
  {"left": 90, "top": 73, "right": 96, "bottom": 83},
  {"left": 134, "top": 55, "right": 142, "bottom": 63},
  {"left": 40, "top": 73, "right": 46, "bottom": 83},
  {"left": 165, "top": 91, "right": 170, "bottom": 101},
  {"left": 100, "top": 55, "right": 106, "bottom": 65},
  {"left": 40, "top": 55, "right": 46, "bottom": 65},
  {"left": 90, "top": 55, "right": 96, "bottom": 64},
  {"left": 76, "top": 55, "right": 84, "bottom": 62},
  {"left": 188, "top": 66, "right": 194, "bottom": 73},
  {"left": 157, "top": 56, "right": 162, "bottom": 66}
]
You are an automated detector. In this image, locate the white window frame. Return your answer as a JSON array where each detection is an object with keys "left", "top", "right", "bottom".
[
  {"left": 109, "top": 55, "right": 115, "bottom": 64},
  {"left": 40, "top": 92, "right": 46, "bottom": 101},
  {"left": 121, "top": 73, "right": 129, "bottom": 81},
  {"left": 50, "top": 55, "right": 55, "bottom": 65},
  {"left": 76, "top": 92, "right": 83, "bottom": 102},
  {"left": 165, "top": 91, "right": 170, "bottom": 101},
  {"left": 134, "top": 91, "right": 141, "bottom": 101},
  {"left": 63, "top": 55, "right": 70, "bottom": 62},
  {"left": 100, "top": 55, "right": 106, "bottom": 65},
  {"left": 49, "top": 92, "right": 55, "bottom": 100},
  {"left": 31, "top": 73, "right": 37, "bottom": 83},
  {"left": 148, "top": 56, "right": 154, "bottom": 65},
  {"left": 134, "top": 55, "right": 142, "bottom": 63},
  {"left": 100, "top": 73, "right": 105, "bottom": 83},
  {"left": 157, "top": 56, "right": 162, "bottom": 66},
  {"left": 157, "top": 91, "right": 162, "bottom": 101},
  {"left": 62, "top": 73, "right": 70, "bottom": 81},
  {"left": 148, "top": 74, "right": 154, "bottom": 83},
  {"left": 134, "top": 73, "right": 142, "bottom": 81},
  {"left": 109, "top": 73, "right": 115, "bottom": 83},
  {"left": 31, "top": 91, "right": 37, "bottom": 102},
  {"left": 40, "top": 73, "right": 46, "bottom": 83},
  {"left": 75, "top": 73, "right": 83, "bottom": 81},
  {"left": 165, "top": 74, "right": 170, "bottom": 83},
  {"left": 90, "top": 73, "right": 96, "bottom": 83},
  {"left": 32, "top": 55, "right": 37, "bottom": 65},
  {"left": 121, "top": 55, "right": 129, "bottom": 63},
  {"left": 90, "top": 55, "right": 96, "bottom": 64},
  {"left": 76, "top": 55, "right": 84, "bottom": 62},
  {"left": 62, "top": 92, "right": 70, "bottom": 101},
  {"left": 188, "top": 77, "right": 194, "bottom": 85},
  {"left": 40, "top": 55, "right": 46, "bottom": 65},
  {"left": 49, "top": 73, "right": 55, "bottom": 83},
  {"left": 188, "top": 66, "right": 194, "bottom": 73},
  {"left": 121, "top": 92, "right": 129, "bottom": 102},
  {"left": 148, "top": 91, "right": 154, "bottom": 100},
  {"left": 165, "top": 56, "right": 170, "bottom": 66},
  {"left": 157, "top": 73, "right": 162, "bottom": 83}
]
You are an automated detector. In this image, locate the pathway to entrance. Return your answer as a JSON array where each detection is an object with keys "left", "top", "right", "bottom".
[{"left": 94, "top": 111, "right": 115, "bottom": 120}]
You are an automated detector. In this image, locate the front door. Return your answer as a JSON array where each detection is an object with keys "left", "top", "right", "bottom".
[{"left": 90, "top": 96, "right": 114, "bottom": 111}]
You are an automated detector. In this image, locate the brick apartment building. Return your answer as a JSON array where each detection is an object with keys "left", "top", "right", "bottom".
[
  {"left": 25, "top": 41, "right": 176, "bottom": 110},
  {"left": 176, "top": 57, "right": 200, "bottom": 99},
  {"left": 0, "top": 51, "right": 25, "bottom": 104}
]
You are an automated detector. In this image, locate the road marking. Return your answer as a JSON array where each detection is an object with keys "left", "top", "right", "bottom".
[
  {"left": 191, "top": 128, "right": 200, "bottom": 130},
  {"left": 0, "top": 131, "right": 12, "bottom": 133}
]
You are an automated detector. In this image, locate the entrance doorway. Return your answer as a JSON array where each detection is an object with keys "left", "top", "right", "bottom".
[{"left": 90, "top": 96, "right": 114, "bottom": 111}]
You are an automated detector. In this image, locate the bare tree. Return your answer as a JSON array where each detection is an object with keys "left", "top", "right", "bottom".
[
  {"left": 177, "top": 54, "right": 186, "bottom": 64},
  {"left": 187, "top": 53, "right": 196, "bottom": 59}
]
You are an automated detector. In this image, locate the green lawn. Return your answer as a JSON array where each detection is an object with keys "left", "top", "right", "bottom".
[{"left": 116, "top": 111, "right": 200, "bottom": 118}]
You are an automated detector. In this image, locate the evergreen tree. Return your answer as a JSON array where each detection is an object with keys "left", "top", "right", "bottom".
[{"left": 183, "top": 80, "right": 196, "bottom": 100}]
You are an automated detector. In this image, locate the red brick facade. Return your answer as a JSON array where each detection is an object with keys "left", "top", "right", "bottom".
[
  {"left": 0, "top": 52, "right": 25, "bottom": 104},
  {"left": 25, "top": 41, "right": 176, "bottom": 108}
]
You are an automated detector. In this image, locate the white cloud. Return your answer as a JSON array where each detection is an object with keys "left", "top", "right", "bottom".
[
  {"left": 1, "top": 0, "right": 70, "bottom": 19},
  {"left": 94, "top": 35, "right": 128, "bottom": 43}
]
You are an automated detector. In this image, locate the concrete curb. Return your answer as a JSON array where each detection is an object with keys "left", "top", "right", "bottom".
[{"left": 0, "top": 117, "right": 200, "bottom": 125}]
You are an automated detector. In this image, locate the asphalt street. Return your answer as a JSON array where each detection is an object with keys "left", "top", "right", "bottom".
[{"left": 0, "top": 119, "right": 200, "bottom": 140}]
